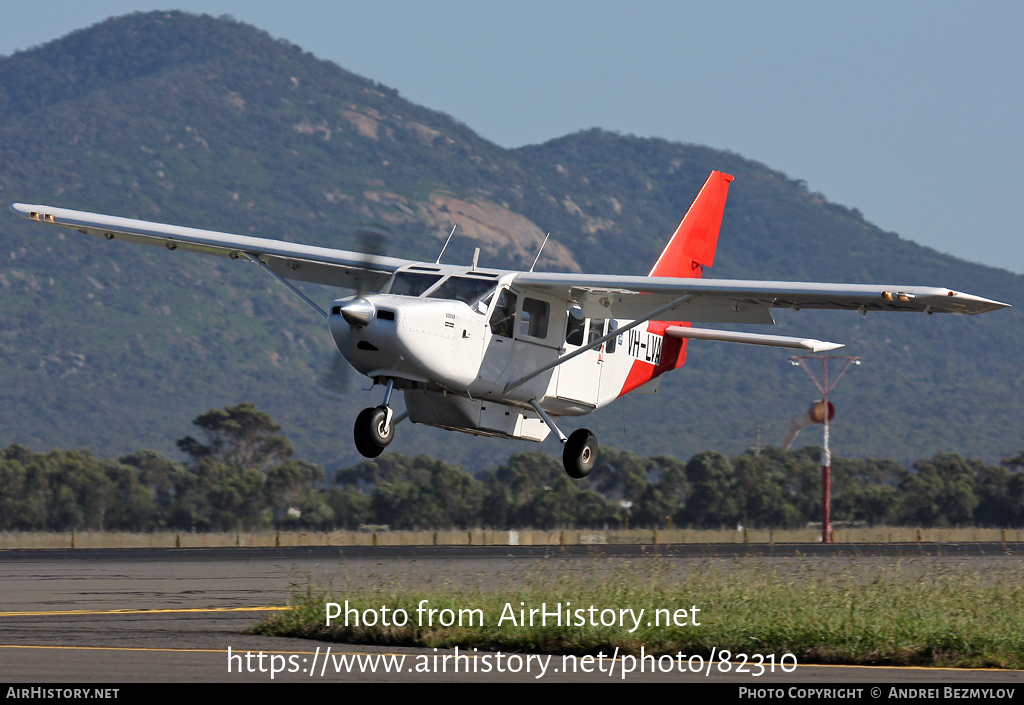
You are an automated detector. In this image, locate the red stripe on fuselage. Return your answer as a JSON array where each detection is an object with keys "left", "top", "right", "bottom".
[{"left": 617, "top": 321, "right": 688, "bottom": 397}]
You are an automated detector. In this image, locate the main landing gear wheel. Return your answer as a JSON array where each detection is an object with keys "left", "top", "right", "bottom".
[
  {"left": 354, "top": 405, "right": 393, "bottom": 458},
  {"left": 563, "top": 429, "right": 598, "bottom": 479}
]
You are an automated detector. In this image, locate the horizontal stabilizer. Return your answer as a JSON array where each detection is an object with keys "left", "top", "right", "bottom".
[{"left": 664, "top": 326, "right": 844, "bottom": 352}]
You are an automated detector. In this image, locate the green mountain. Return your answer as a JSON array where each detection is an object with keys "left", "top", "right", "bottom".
[{"left": 1, "top": 11, "right": 1020, "bottom": 470}]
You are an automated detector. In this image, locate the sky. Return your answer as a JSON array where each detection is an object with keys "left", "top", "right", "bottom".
[{"left": 2, "top": 1, "right": 1022, "bottom": 275}]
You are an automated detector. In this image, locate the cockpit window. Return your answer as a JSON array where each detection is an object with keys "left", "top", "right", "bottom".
[
  {"left": 388, "top": 272, "right": 443, "bottom": 296},
  {"left": 429, "top": 276, "right": 496, "bottom": 305},
  {"left": 565, "top": 305, "right": 585, "bottom": 346},
  {"left": 489, "top": 289, "right": 517, "bottom": 337}
]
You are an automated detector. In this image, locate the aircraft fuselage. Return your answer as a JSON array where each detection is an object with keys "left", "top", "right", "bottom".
[{"left": 328, "top": 263, "right": 659, "bottom": 441}]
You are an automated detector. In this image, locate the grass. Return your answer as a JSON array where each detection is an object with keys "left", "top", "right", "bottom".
[{"left": 251, "top": 559, "right": 1024, "bottom": 669}]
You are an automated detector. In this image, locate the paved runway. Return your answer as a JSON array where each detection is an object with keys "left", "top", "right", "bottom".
[{"left": 1, "top": 544, "right": 1023, "bottom": 684}]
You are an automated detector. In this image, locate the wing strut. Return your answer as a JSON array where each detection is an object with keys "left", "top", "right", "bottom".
[
  {"left": 240, "top": 252, "right": 328, "bottom": 320},
  {"left": 503, "top": 295, "right": 696, "bottom": 394}
]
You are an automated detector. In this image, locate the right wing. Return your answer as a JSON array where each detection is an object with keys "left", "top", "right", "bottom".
[
  {"left": 10, "top": 203, "right": 412, "bottom": 291},
  {"left": 513, "top": 271, "right": 1009, "bottom": 323}
]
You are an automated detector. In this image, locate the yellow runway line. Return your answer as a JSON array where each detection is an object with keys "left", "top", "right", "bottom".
[
  {"left": 0, "top": 644, "right": 401, "bottom": 657},
  {"left": 0, "top": 643, "right": 1016, "bottom": 673},
  {"left": 0, "top": 606, "right": 292, "bottom": 617}
]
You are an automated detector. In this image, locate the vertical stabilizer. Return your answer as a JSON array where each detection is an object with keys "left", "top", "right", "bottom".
[
  {"left": 648, "top": 170, "right": 734, "bottom": 278},
  {"left": 617, "top": 171, "right": 734, "bottom": 397}
]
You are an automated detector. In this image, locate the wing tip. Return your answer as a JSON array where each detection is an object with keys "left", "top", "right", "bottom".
[
  {"left": 946, "top": 292, "right": 1011, "bottom": 314},
  {"left": 10, "top": 203, "right": 57, "bottom": 223},
  {"left": 808, "top": 340, "right": 846, "bottom": 353}
]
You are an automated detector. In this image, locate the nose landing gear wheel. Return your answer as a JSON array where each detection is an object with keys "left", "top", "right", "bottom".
[
  {"left": 354, "top": 405, "right": 393, "bottom": 458},
  {"left": 563, "top": 428, "right": 598, "bottom": 478}
]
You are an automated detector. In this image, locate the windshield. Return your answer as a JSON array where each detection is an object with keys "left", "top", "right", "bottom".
[
  {"left": 428, "top": 276, "right": 496, "bottom": 306},
  {"left": 387, "top": 272, "right": 443, "bottom": 296}
]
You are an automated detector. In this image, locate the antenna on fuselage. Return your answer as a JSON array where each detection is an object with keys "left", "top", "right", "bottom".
[
  {"left": 435, "top": 224, "right": 457, "bottom": 264},
  {"left": 529, "top": 233, "right": 550, "bottom": 273}
]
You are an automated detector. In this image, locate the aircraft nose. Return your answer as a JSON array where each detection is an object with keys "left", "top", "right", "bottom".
[{"left": 337, "top": 297, "right": 375, "bottom": 327}]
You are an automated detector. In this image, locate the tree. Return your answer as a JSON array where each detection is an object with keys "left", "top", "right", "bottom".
[
  {"left": 366, "top": 456, "right": 483, "bottom": 530},
  {"left": 480, "top": 472, "right": 511, "bottom": 528},
  {"left": 119, "top": 449, "right": 187, "bottom": 518},
  {"left": 832, "top": 456, "right": 905, "bottom": 526},
  {"left": 324, "top": 487, "right": 371, "bottom": 529},
  {"left": 294, "top": 494, "right": 335, "bottom": 530},
  {"left": 732, "top": 451, "right": 802, "bottom": 528},
  {"left": 189, "top": 457, "right": 267, "bottom": 531},
  {"left": 265, "top": 460, "right": 323, "bottom": 514},
  {"left": 630, "top": 456, "right": 689, "bottom": 528},
  {"left": 681, "top": 451, "right": 741, "bottom": 527},
  {"left": 973, "top": 462, "right": 1024, "bottom": 527},
  {"left": 100, "top": 460, "right": 158, "bottom": 531},
  {"left": 894, "top": 453, "right": 980, "bottom": 527},
  {"left": 176, "top": 403, "right": 293, "bottom": 473},
  {"left": 588, "top": 448, "right": 652, "bottom": 505},
  {"left": 493, "top": 452, "right": 615, "bottom": 529}
]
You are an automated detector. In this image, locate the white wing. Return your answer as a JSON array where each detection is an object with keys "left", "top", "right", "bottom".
[
  {"left": 10, "top": 203, "right": 412, "bottom": 290},
  {"left": 513, "top": 272, "right": 1009, "bottom": 323},
  {"left": 12, "top": 203, "right": 1010, "bottom": 321}
]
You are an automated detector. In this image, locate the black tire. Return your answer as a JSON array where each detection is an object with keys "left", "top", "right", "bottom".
[
  {"left": 563, "top": 429, "right": 598, "bottom": 479},
  {"left": 354, "top": 406, "right": 392, "bottom": 458}
]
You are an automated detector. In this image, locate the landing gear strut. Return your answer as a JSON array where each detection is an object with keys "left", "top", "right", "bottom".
[
  {"left": 354, "top": 379, "right": 397, "bottom": 459},
  {"left": 563, "top": 428, "right": 598, "bottom": 479},
  {"left": 527, "top": 399, "right": 599, "bottom": 479}
]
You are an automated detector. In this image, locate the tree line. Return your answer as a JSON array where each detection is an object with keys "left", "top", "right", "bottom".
[{"left": 1, "top": 404, "right": 1022, "bottom": 532}]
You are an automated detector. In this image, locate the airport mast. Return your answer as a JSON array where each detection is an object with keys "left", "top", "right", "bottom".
[{"left": 789, "top": 355, "right": 859, "bottom": 544}]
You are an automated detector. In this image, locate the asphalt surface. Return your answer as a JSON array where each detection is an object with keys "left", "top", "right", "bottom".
[{"left": 1, "top": 543, "right": 1023, "bottom": 684}]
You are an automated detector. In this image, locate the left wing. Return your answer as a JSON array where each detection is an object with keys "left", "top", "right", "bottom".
[
  {"left": 513, "top": 272, "right": 1009, "bottom": 323},
  {"left": 10, "top": 203, "right": 412, "bottom": 291}
]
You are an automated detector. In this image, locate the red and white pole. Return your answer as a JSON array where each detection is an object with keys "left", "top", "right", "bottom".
[
  {"left": 821, "top": 358, "right": 831, "bottom": 544},
  {"left": 790, "top": 355, "right": 856, "bottom": 545}
]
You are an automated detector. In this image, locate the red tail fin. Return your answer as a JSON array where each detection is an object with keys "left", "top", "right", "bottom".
[
  {"left": 618, "top": 171, "right": 734, "bottom": 390},
  {"left": 648, "top": 171, "right": 733, "bottom": 278}
]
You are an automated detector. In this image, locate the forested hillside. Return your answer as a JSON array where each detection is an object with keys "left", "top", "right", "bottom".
[{"left": 0, "top": 11, "right": 1020, "bottom": 470}]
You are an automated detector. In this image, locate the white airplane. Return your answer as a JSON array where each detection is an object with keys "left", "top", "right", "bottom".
[{"left": 11, "top": 171, "right": 1009, "bottom": 478}]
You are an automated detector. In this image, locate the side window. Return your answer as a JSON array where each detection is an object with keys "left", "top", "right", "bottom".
[
  {"left": 520, "top": 298, "right": 550, "bottom": 339},
  {"left": 606, "top": 320, "right": 618, "bottom": 353},
  {"left": 565, "top": 305, "right": 585, "bottom": 346},
  {"left": 488, "top": 289, "right": 517, "bottom": 338},
  {"left": 588, "top": 318, "right": 604, "bottom": 345}
]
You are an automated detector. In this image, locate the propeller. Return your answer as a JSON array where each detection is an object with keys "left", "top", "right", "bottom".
[
  {"left": 352, "top": 221, "right": 391, "bottom": 296},
  {"left": 317, "top": 222, "right": 392, "bottom": 396}
]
